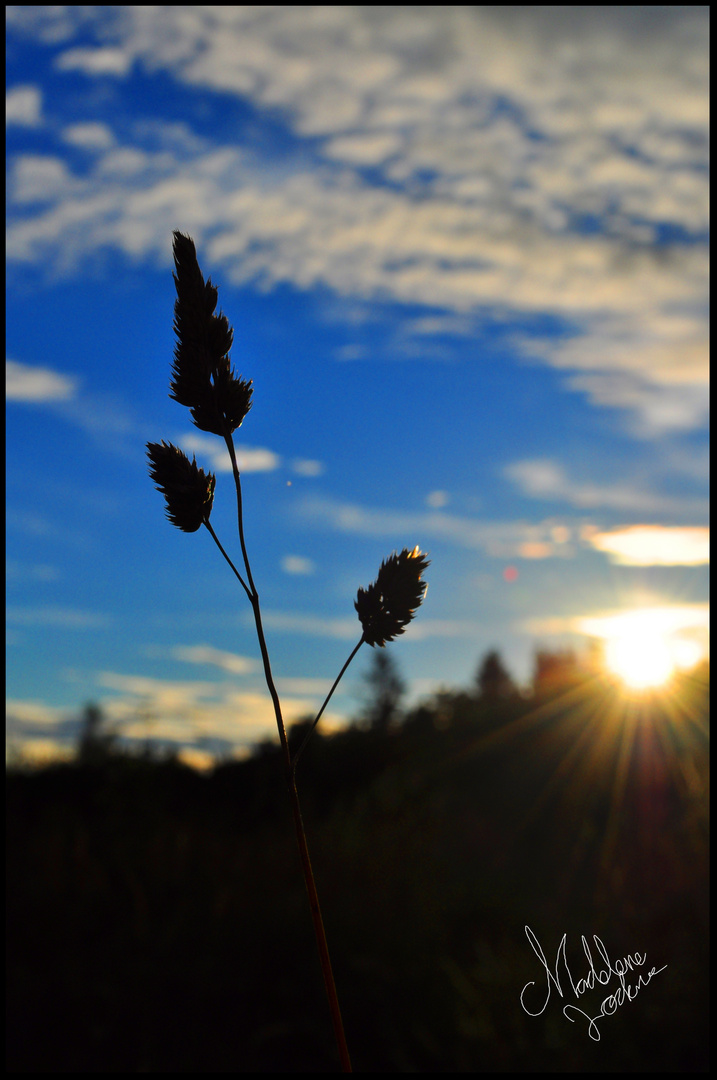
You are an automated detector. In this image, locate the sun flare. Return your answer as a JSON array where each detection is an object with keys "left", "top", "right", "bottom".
[
  {"left": 604, "top": 633, "right": 674, "bottom": 690},
  {"left": 577, "top": 604, "right": 708, "bottom": 693}
]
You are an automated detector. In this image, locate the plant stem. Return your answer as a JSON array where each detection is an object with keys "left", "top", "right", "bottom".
[
  {"left": 292, "top": 635, "right": 365, "bottom": 777},
  {"left": 203, "top": 519, "right": 252, "bottom": 602},
  {"left": 285, "top": 774, "right": 353, "bottom": 1073},
  {"left": 224, "top": 434, "right": 259, "bottom": 599},
  {"left": 223, "top": 429, "right": 352, "bottom": 1072}
]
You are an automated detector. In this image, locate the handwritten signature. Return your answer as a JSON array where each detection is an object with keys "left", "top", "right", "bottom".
[{"left": 520, "top": 925, "right": 667, "bottom": 1041}]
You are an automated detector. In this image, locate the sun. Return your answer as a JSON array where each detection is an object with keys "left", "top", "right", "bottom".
[
  {"left": 577, "top": 604, "right": 708, "bottom": 693},
  {"left": 604, "top": 632, "right": 675, "bottom": 690}
]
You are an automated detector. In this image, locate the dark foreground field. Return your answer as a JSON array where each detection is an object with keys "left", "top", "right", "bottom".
[{"left": 6, "top": 671, "right": 709, "bottom": 1072}]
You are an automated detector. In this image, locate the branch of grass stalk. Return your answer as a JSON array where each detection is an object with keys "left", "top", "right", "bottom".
[
  {"left": 291, "top": 634, "right": 366, "bottom": 777},
  {"left": 223, "top": 431, "right": 260, "bottom": 599},
  {"left": 202, "top": 520, "right": 252, "bottom": 602}
]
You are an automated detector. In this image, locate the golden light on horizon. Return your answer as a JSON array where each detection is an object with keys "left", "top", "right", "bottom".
[{"left": 577, "top": 604, "right": 709, "bottom": 693}]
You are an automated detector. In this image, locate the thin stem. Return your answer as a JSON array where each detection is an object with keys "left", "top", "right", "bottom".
[
  {"left": 222, "top": 427, "right": 352, "bottom": 1072},
  {"left": 224, "top": 432, "right": 259, "bottom": 599},
  {"left": 285, "top": 774, "right": 353, "bottom": 1073},
  {"left": 203, "top": 519, "right": 252, "bottom": 603},
  {"left": 292, "top": 635, "right": 365, "bottom": 777}
]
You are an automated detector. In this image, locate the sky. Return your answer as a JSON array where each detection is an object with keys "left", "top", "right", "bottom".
[{"left": 6, "top": 6, "right": 709, "bottom": 769}]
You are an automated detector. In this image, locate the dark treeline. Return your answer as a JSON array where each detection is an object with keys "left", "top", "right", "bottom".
[{"left": 6, "top": 651, "right": 710, "bottom": 1072}]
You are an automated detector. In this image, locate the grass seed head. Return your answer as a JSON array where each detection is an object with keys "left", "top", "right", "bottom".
[
  {"left": 355, "top": 546, "right": 429, "bottom": 647},
  {"left": 146, "top": 440, "right": 216, "bottom": 532},
  {"left": 170, "top": 231, "right": 253, "bottom": 436}
]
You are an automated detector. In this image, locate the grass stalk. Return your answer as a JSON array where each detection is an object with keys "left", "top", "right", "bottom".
[{"left": 147, "top": 230, "right": 429, "bottom": 1072}]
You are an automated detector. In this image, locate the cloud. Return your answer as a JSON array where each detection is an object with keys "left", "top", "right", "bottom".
[
  {"left": 170, "top": 645, "right": 258, "bottom": 675},
  {"left": 6, "top": 360, "right": 142, "bottom": 463},
  {"left": 517, "top": 313, "right": 709, "bottom": 435},
  {"left": 62, "top": 122, "right": 115, "bottom": 150},
  {"left": 295, "top": 490, "right": 583, "bottom": 557},
  {"left": 55, "top": 47, "right": 133, "bottom": 77},
  {"left": 94, "top": 670, "right": 326, "bottom": 750},
  {"left": 6, "top": 85, "right": 42, "bottom": 126},
  {"left": 258, "top": 608, "right": 480, "bottom": 643},
  {"left": 6, "top": 6, "right": 97, "bottom": 45},
  {"left": 6, "top": 359, "right": 78, "bottom": 402},
  {"left": 258, "top": 611, "right": 359, "bottom": 641},
  {"left": 280, "top": 555, "right": 315, "bottom": 576},
  {"left": 504, "top": 458, "right": 702, "bottom": 515},
  {"left": 291, "top": 458, "right": 325, "bottom": 477},
  {"left": 567, "top": 373, "right": 708, "bottom": 437},
  {"left": 275, "top": 677, "right": 333, "bottom": 697},
  {"left": 180, "top": 434, "right": 281, "bottom": 473},
  {"left": 6, "top": 7, "right": 708, "bottom": 433},
  {"left": 6, "top": 606, "right": 110, "bottom": 629},
  {"left": 587, "top": 525, "right": 709, "bottom": 566},
  {"left": 5, "top": 699, "right": 67, "bottom": 727},
  {"left": 6, "top": 561, "right": 60, "bottom": 584},
  {"left": 324, "top": 131, "right": 403, "bottom": 166},
  {"left": 296, "top": 493, "right": 575, "bottom": 560},
  {"left": 574, "top": 604, "right": 709, "bottom": 647},
  {"left": 525, "top": 602, "right": 709, "bottom": 649}
]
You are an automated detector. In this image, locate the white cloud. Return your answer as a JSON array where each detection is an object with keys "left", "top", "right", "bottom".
[
  {"left": 234, "top": 445, "right": 282, "bottom": 473},
  {"left": 280, "top": 555, "right": 315, "bottom": 576},
  {"left": 574, "top": 604, "right": 709, "bottom": 655},
  {"left": 296, "top": 493, "right": 575, "bottom": 560},
  {"left": 95, "top": 669, "right": 320, "bottom": 748},
  {"left": 6, "top": 606, "right": 109, "bottom": 629},
  {"left": 504, "top": 458, "right": 702, "bottom": 515},
  {"left": 527, "top": 603, "right": 709, "bottom": 640},
  {"left": 170, "top": 645, "right": 258, "bottom": 675},
  {"left": 6, "top": 85, "right": 42, "bottom": 126},
  {"left": 567, "top": 373, "right": 708, "bottom": 437},
  {"left": 62, "top": 122, "right": 115, "bottom": 150},
  {"left": 6, "top": 359, "right": 78, "bottom": 402},
  {"left": 55, "top": 47, "right": 133, "bottom": 77},
  {"left": 6, "top": 6, "right": 98, "bottom": 45},
  {"left": 5, "top": 699, "right": 67, "bottom": 727},
  {"left": 180, "top": 434, "right": 281, "bottom": 473},
  {"left": 258, "top": 611, "right": 359, "bottom": 641},
  {"left": 587, "top": 526, "right": 709, "bottom": 567},
  {"left": 291, "top": 458, "right": 325, "bottom": 477},
  {"left": 10, "top": 155, "right": 75, "bottom": 205},
  {"left": 324, "top": 131, "right": 403, "bottom": 166},
  {"left": 6, "top": 7, "right": 709, "bottom": 433}
]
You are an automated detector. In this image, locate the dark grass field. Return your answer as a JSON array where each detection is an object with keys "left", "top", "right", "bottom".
[{"left": 6, "top": 671, "right": 709, "bottom": 1072}]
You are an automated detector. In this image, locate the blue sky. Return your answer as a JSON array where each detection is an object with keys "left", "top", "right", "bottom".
[{"left": 6, "top": 6, "right": 709, "bottom": 768}]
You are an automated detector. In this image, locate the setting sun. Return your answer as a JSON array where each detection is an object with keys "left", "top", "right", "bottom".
[
  {"left": 604, "top": 633, "right": 675, "bottom": 690},
  {"left": 576, "top": 604, "right": 708, "bottom": 693}
]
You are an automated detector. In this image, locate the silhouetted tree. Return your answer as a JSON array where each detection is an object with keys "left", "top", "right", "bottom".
[
  {"left": 77, "top": 702, "right": 116, "bottom": 764},
  {"left": 475, "top": 649, "right": 515, "bottom": 700},
  {"left": 532, "top": 648, "right": 581, "bottom": 695},
  {"left": 361, "top": 650, "right": 406, "bottom": 732}
]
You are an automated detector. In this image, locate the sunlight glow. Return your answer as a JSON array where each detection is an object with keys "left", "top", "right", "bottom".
[
  {"left": 604, "top": 633, "right": 674, "bottom": 689},
  {"left": 576, "top": 604, "right": 709, "bottom": 692}
]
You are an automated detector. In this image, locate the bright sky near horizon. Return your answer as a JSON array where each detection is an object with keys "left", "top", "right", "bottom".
[{"left": 6, "top": 6, "right": 709, "bottom": 769}]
